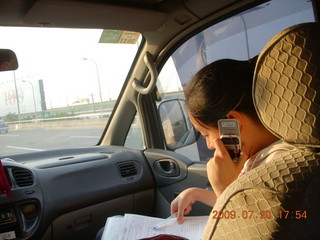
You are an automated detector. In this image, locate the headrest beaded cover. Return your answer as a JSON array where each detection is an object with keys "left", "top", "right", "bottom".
[{"left": 253, "top": 22, "right": 320, "bottom": 148}]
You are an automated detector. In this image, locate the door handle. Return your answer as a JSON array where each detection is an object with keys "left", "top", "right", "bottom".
[{"left": 154, "top": 159, "right": 180, "bottom": 177}]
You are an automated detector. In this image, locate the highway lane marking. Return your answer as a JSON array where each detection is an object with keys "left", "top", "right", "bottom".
[
  {"left": 0, "top": 134, "right": 19, "bottom": 137},
  {"left": 6, "top": 146, "right": 45, "bottom": 152},
  {"left": 69, "top": 136, "right": 100, "bottom": 139}
]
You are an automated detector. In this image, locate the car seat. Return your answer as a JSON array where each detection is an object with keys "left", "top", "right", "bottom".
[{"left": 202, "top": 22, "right": 320, "bottom": 240}]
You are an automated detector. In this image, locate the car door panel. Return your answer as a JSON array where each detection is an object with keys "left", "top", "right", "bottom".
[{"left": 144, "top": 149, "right": 212, "bottom": 218}]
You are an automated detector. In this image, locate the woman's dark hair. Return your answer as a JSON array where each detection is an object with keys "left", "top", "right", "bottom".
[{"left": 184, "top": 56, "right": 259, "bottom": 127}]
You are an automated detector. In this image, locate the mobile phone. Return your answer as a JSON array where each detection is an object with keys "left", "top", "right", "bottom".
[{"left": 217, "top": 119, "right": 241, "bottom": 162}]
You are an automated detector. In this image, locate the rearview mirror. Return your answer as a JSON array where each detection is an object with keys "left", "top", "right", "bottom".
[
  {"left": 158, "top": 99, "right": 198, "bottom": 150},
  {"left": 0, "top": 49, "right": 18, "bottom": 71}
]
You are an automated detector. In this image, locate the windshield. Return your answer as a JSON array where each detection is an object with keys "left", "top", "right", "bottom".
[{"left": 0, "top": 27, "right": 141, "bottom": 156}]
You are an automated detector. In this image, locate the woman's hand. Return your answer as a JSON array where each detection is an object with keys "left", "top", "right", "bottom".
[
  {"left": 207, "top": 138, "right": 247, "bottom": 197},
  {"left": 171, "top": 188, "right": 216, "bottom": 224}
]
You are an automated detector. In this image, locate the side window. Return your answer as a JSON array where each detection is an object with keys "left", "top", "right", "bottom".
[
  {"left": 157, "top": 0, "right": 314, "bottom": 161},
  {"left": 124, "top": 113, "right": 144, "bottom": 150}
]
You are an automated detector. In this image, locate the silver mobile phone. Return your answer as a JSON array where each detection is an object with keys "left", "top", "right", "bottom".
[{"left": 217, "top": 119, "right": 241, "bottom": 162}]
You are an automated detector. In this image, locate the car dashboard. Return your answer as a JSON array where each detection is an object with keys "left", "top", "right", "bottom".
[{"left": 0, "top": 146, "right": 198, "bottom": 240}]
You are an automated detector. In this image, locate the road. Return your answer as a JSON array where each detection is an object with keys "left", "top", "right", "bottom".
[
  {"left": 0, "top": 127, "right": 200, "bottom": 162},
  {"left": 0, "top": 128, "right": 104, "bottom": 157}
]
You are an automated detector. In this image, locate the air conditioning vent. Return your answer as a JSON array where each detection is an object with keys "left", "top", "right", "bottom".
[
  {"left": 117, "top": 161, "right": 138, "bottom": 179},
  {"left": 12, "top": 168, "right": 34, "bottom": 187}
]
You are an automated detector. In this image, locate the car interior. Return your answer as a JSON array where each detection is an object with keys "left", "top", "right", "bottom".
[{"left": 0, "top": 0, "right": 319, "bottom": 240}]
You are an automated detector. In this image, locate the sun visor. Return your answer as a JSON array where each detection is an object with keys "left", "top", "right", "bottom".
[{"left": 23, "top": 0, "right": 167, "bottom": 32}]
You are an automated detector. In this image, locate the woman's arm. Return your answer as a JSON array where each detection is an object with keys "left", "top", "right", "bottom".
[{"left": 171, "top": 187, "right": 217, "bottom": 224}]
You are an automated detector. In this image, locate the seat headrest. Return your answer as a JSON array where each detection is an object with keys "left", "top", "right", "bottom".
[{"left": 253, "top": 22, "right": 320, "bottom": 149}]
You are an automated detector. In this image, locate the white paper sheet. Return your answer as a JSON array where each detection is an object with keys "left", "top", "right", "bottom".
[
  {"left": 102, "top": 214, "right": 208, "bottom": 240},
  {"left": 101, "top": 215, "right": 126, "bottom": 240}
]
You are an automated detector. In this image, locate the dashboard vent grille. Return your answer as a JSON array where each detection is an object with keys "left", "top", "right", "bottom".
[
  {"left": 12, "top": 168, "right": 34, "bottom": 187},
  {"left": 117, "top": 161, "right": 138, "bottom": 179}
]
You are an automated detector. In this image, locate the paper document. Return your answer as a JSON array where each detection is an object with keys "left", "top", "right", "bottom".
[{"left": 101, "top": 213, "right": 208, "bottom": 240}]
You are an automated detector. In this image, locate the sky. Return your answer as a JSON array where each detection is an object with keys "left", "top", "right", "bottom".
[{"left": 0, "top": 27, "right": 140, "bottom": 115}]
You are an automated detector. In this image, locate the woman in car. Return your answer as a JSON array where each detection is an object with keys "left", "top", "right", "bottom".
[{"left": 171, "top": 57, "right": 295, "bottom": 224}]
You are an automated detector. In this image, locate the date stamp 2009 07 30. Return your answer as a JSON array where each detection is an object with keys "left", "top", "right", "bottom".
[{"left": 211, "top": 210, "right": 307, "bottom": 220}]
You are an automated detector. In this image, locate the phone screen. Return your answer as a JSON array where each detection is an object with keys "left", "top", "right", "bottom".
[{"left": 218, "top": 119, "right": 241, "bottom": 162}]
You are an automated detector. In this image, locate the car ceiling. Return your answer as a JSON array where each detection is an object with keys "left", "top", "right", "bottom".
[
  {"left": 0, "top": 0, "right": 247, "bottom": 32},
  {"left": 1, "top": 0, "right": 262, "bottom": 69}
]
